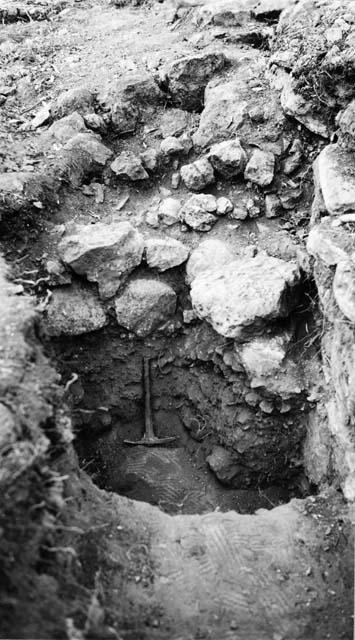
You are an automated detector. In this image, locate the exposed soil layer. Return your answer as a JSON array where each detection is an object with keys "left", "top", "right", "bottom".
[{"left": 51, "top": 321, "right": 314, "bottom": 514}]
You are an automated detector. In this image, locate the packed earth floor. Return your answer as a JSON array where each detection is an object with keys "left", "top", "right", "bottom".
[{"left": 0, "top": 0, "right": 354, "bottom": 638}]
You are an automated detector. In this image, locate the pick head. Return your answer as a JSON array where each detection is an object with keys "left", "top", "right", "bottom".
[{"left": 124, "top": 435, "right": 177, "bottom": 446}]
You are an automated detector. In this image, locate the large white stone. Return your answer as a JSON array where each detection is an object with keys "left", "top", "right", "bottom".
[
  {"left": 58, "top": 221, "right": 144, "bottom": 299},
  {"left": 337, "top": 100, "right": 355, "bottom": 151},
  {"left": 186, "top": 239, "right": 234, "bottom": 284},
  {"left": 114, "top": 279, "right": 177, "bottom": 337},
  {"left": 307, "top": 221, "right": 349, "bottom": 266},
  {"left": 333, "top": 260, "right": 355, "bottom": 323},
  {"left": 190, "top": 253, "right": 299, "bottom": 337},
  {"left": 316, "top": 145, "right": 355, "bottom": 216}
]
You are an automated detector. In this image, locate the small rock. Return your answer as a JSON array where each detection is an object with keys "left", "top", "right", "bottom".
[
  {"left": 140, "top": 148, "right": 159, "bottom": 172},
  {"left": 316, "top": 144, "right": 355, "bottom": 215},
  {"left": 159, "top": 186, "right": 172, "bottom": 198},
  {"left": 59, "top": 133, "right": 112, "bottom": 187},
  {"left": 180, "top": 132, "right": 193, "bottom": 154},
  {"left": 280, "top": 402, "right": 291, "bottom": 414},
  {"left": 253, "top": 0, "right": 293, "bottom": 19},
  {"left": 44, "top": 283, "right": 107, "bottom": 336},
  {"left": 196, "top": 2, "right": 251, "bottom": 27},
  {"left": 31, "top": 103, "right": 51, "bottom": 129},
  {"left": 183, "top": 309, "right": 197, "bottom": 324},
  {"left": 247, "top": 199, "right": 261, "bottom": 218},
  {"left": 306, "top": 220, "right": 349, "bottom": 266},
  {"left": 181, "top": 194, "right": 217, "bottom": 231},
  {"left": 192, "top": 80, "right": 247, "bottom": 149},
  {"left": 244, "top": 149, "right": 275, "bottom": 187},
  {"left": 230, "top": 205, "right": 248, "bottom": 220},
  {"left": 84, "top": 113, "right": 108, "bottom": 134},
  {"left": 158, "top": 197, "right": 182, "bottom": 226},
  {"left": 265, "top": 193, "right": 282, "bottom": 218},
  {"left": 216, "top": 196, "right": 233, "bottom": 215},
  {"left": 239, "top": 333, "right": 289, "bottom": 379},
  {"left": 160, "top": 136, "right": 184, "bottom": 156},
  {"left": 0, "top": 171, "right": 58, "bottom": 215},
  {"left": 111, "top": 152, "right": 148, "bottom": 181},
  {"left": 283, "top": 139, "right": 303, "bottom": 175},
  {"left": 248, "top": 106, "right": 265, "bottom": 122},
  {"left": 208, "top": 138, "right": 246, "bottom": 177},
  {"left": 44, "top": 112, "right": 87, "bottom": 144},
  {"left": 160, "top": 108, "right": 198, "bottom": 138},
  {"left": 171, "top": 172, "right": 181, "bottom": 189},
  {"left": 186, "top": 238, "right": 234, "bottom": 284},
  {"left": 160, "top": 52, "right": 227, "bottom": 111},
  {"left": 207, "top": 446, "right": 243, "bottom": 485},
  {"left": 333, "top": 260, "right": 355, "bottom": 322},
  {"left": 180, "top": 157, "right": 215, "bottom": 192},
  {"left": 280, "top": 74, "right": 329, "bottom": 139},
  {"left": 99, "top": 72, "right": 163, "bottom": 133},
  {"left": 45, "top": 258, "right": 72, "bottom": 286},
  {"left": 52, "top": 86, "right": 95, "bottom": 118},
  {"left": 245, "top": 391, "right": 260, "bottom": 407},
  {"left": 0, "top": 403, "right": 17, "bottom": 449},
  {"left": 114, "top": 279, "right": 177, "bottom": 337},
  {"left": 146, "top": 209, "right": 159, "bottom": 228},
  {"left": 0, "top": 84, "right": 15, "bottom": 97},
  {"left": 58, "top": 221, "right": 144, "bottom": 299},
  {"left": 145, "top": 237, "right": 189, "bottom": 271},
  {"left": 337, "top": 100, "right": 355, "bottom": 151},
  {"left": 243, "top": 244, "right": 257, "bottom": 258},
  {"left": 259, "top": 400, "right": 274, "bottom": 414},
  {"left": 117, "top": 73, "right": 163, "bottom": 105}
]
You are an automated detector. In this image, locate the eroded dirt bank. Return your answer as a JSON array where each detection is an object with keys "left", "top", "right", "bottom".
[{"left": 0, "top": 0, "right": 354, "bottom": 638}]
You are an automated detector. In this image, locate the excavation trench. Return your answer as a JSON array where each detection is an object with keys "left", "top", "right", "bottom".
[{"left": 48, "top": 286, "right": 318, "bottom": 516}]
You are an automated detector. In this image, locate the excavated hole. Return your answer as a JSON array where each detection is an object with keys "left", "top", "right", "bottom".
[{"left": 47, "top": 277, "right": 318, "bottom": 516}]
